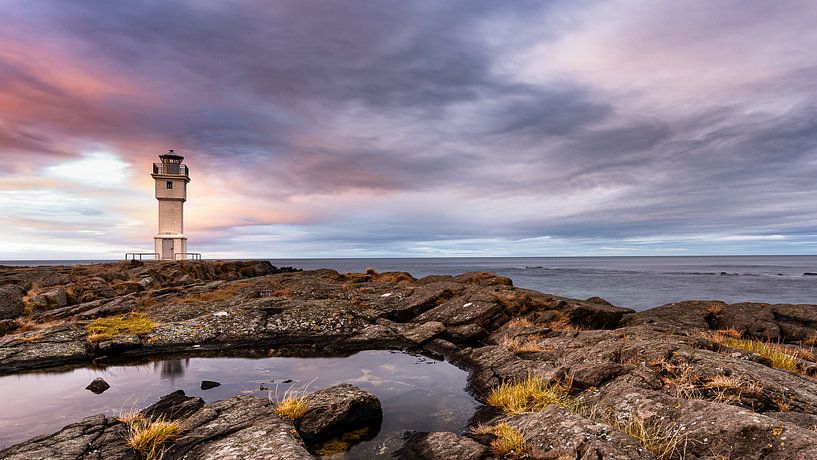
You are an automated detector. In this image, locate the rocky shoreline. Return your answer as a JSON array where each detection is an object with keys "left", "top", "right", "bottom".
[{"left": 2, "top": 260, "right": 817, "bottom": 458}]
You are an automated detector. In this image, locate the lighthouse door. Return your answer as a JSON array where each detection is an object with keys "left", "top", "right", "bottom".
[{"left": 162, "top": 239, "right": 174, "bottom": 260}]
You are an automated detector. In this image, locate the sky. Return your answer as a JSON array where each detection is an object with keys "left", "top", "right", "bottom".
[{"left": 1, "top": 0, "right": 816, "bottom": 259}]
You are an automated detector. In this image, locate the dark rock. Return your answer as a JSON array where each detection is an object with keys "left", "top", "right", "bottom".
[
  {"left": 452, "top": 272, "right": 513, "bottom": 287},
  {"left": 85, "top": 377, "right": 110, "bottom": 394},
  {"left": 0, "top": 318, "right": 19, "bottom": 335},
  {"left": 396, "top": 431, "right": 487, "bottom": 460},
  {"left": 297, "top": 384, "right": 382, "bottom": 441},
  {"left": 0, "top": 284, "right": 25, "bottom": 320},
  {"left": 200, "top": 380, "right": 221, "bottom": 390},
  {"left": 804, "top": 272, "right": 817, "bottom": 276},
  {"left": 585, "top": 296, "right": 615, "bottom": 306}
]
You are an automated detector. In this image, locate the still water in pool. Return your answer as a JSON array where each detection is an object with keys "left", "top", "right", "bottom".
[{"left": 0, "top": 350, "right": 478, "bottom": 457}]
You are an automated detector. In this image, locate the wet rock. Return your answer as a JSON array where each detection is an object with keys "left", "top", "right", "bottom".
[
  {"left": 0, "top": 284, "right": 25, "bottom": 320},
  {"left": 85, "top": 377, "right": 110, "bottom": 394},
  {"left": 297, "top": 384, "right": 383, "bottom": 442},
  {"left": 396, "top": 431, "right": 487, "bottom": 460},
  {"left": 201, "top": 380, "right": 221, "bottom": 390}
]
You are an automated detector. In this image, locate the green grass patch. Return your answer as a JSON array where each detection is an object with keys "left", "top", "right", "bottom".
[{"left": 86, "top": 313, "right": 156, "bottom": 344}]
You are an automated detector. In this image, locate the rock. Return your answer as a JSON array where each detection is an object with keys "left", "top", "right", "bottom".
[
  {"left": 85, "top": 377, "right": 110, "bottom": 394},
  {"left": 201, "top": 380, "right": 221, "bottom": 390},
  {"left": 0, "top": 285, "right": 25, "bottom": 320},
  {"left": 396, "top": 431, "right": 487, "bottom": 460},
  {"left": 452, "top": 272, "right": 513, "bottom": 287},
  {"left": 504, "top": 405, "right": 655, "bottom": 459},
  {"left": 400, "top": 321, "right": 445, "bottom": 344},
  {"left": 41, "top": 287, "right": 68, "bottom": 308},
  {"left": 0, "top": 391, "right": 312, "bottom": 460},
  {"left": 297, "top": 384, "right": 382, "bottom": 441},
  {"left": 0, "top": 318, "right": 19, "bottom": 335},
  {"left": 585, "top": 296, "right": 615, "bottom": 306}
]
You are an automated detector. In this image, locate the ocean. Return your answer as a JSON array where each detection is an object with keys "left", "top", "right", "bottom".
[{"left": 3, "top": 256, "right": 815, "bottom": 311}]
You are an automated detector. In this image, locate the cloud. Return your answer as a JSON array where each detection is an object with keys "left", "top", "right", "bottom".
[{"left": 0, "top": 0, "right": 815, "bottom": 258}]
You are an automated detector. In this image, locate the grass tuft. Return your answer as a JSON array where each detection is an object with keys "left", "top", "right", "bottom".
[
  {"left": 275, "top": 396, "right": 309, "bottom": 419},
  {"left": 271, "top": 378, "right": 316, "bottom": 420},
  {"left": 499, "top": 336, "right": 549, "bottom": 353},
  {"left": 86, "top": 313, "right": 156, "bottom": 344},
  {"left": 505, "top": 317, "right": 535, "bottom": 329},
  {"left": 613, "top": 415, "right": 686, "bottom": 460},
  {"left": 123, "top": 415, "right": 181, "bottom": 460},
  {"left": 707, "top": 331, "right": 805, "bottom": 374},
  {"left": 472, "top": 422, "right": 526, "bottom": 459},
  {"left": 486, "top": 374, "right": 578, "bottom": 415}
]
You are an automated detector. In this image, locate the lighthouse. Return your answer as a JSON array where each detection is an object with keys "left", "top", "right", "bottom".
[{"left": 151, "top": 150, "right": 190, "bottom": 260}]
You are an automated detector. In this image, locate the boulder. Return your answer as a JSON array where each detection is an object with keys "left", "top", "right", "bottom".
[
  {"left": 297, "top": 384, "right": 382, "bottom": 441},
  {"left": 0, "top": 285, "right": 25, "bottom": 320}
]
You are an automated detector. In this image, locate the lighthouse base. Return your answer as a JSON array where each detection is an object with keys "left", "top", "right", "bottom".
[{"left": 154, "top": 235, "right": 188, "bottom": 260}]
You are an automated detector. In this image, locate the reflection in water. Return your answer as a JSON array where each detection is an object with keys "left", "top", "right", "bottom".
[
  {"left": 154, "top": 358, "right": 190, "bottom": 380},
  {"left": 0, "top": 350, "right": 477, "bottom": 459}
]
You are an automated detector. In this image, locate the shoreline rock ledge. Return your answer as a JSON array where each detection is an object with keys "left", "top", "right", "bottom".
[{"left": 2, "top": 261, "right": 817, "bottom": 458}]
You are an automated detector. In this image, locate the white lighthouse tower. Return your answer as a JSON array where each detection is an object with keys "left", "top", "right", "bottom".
[{"left": 151, "top": 150, "right": 190, "bottom": 260}]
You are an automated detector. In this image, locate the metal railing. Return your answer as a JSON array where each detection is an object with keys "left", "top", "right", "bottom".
[
  {"left": 152, "top": 163, "right": 189, "bottom": 177},
  {"left": 125, "top": 252, "right": 160, "bottom": 260},
  {"left": 174, "top": 252, "right": 202, "bottom": 260}
]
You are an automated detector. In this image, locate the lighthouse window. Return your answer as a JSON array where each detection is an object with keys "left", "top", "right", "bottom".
[{"left": 166, "top": 181, "right": 173, "bottom": 189}]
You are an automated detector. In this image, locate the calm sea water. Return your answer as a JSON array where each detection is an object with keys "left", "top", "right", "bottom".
[{"left": 3, "top": 256, "right": 816, "bottom": 310}]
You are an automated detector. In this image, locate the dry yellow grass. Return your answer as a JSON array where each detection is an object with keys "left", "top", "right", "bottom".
[
  {"left": 708, "top": 303, "right": 724, "bottom": 318},
  {"left": 802, "top": 334, "right": 817, "bottom": 347},
  {"left": 707, "top": 331, "right": 804, "bottom": 374},
  {"left": 85, "top": 313, "right": 156, "bottom": 344},
  {"left": 505, "top": 317, "right": 535, "bottom": 329},
  {"left": 275, "top": 396, "right": 309, "bottom": 419},
  {"left": 271, "top": 380, "right": 316, "bottom": 420},
  {"left": 613, "top": 415, "right": 686, "bottom": 460},
  {"left": 472, "top": 422, "right": 527, "bottom": 459},
  {"left": 123, "top": 415, "right": 181, "bottom": 460},
  {"left": 486, "top": 374, "right": 578, "bottom": 415},
  {"left": 499, "top": 336, "right": 548, "bottom": 353},
  {"left": 659, "top": 362, "right": 703, "bottom": 400},
  {"left": 546, "top": 311, "right": 583, "bottom": 331}
]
